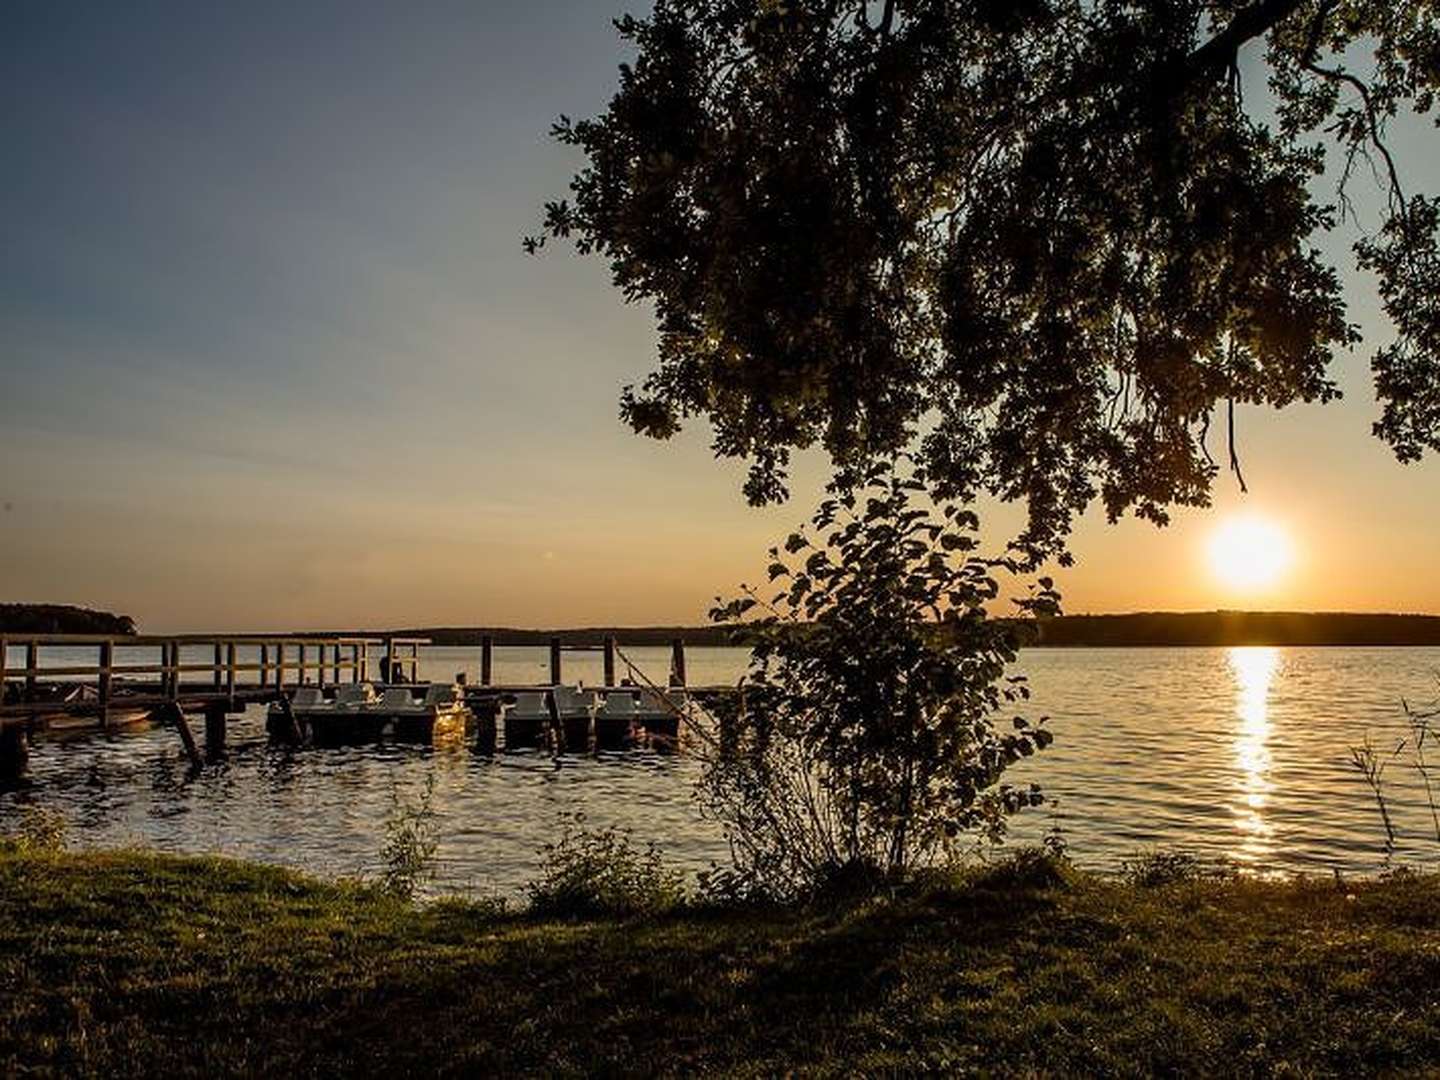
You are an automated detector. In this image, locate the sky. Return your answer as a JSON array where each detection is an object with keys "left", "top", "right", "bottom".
[{"left": 2, "top": 2, "right": 1438, "bottom": 632}]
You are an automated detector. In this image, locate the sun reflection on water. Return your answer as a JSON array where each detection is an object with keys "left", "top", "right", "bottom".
[{"left": 1229, "top": 646, "right": 1279, "bottom": 863}]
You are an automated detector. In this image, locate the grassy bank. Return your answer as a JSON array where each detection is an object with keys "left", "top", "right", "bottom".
[{"left": 3, "top": 848, "right": 1439, "bottom": 1076}]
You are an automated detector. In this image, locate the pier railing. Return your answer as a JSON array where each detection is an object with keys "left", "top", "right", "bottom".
[{"left": 0, "top": 635, "right": 433, "bottom": 719}]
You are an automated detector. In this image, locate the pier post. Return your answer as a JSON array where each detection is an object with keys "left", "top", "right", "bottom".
[
  {"left": 275, "top": 643, "right": 286, "bottom": 691},
  {"left": 212, "top": 642, "right": 223, "bottom": 691},
  {"left": 167, "top": 640, "right": 180, "bottom": 699},
  {"left": 204, "top": 703, "right": 227, "bottom": 760},
  {"left": 670, "top": 638, "right": 687, "bottom": 687},
  {"left": 98, "top": 640, "right": 114, "bottom": 727},
  {"left": 383, "top": 638, "right": 395, "bottom": 683},
  {"left": 298, "top": 644, "right": 308, "bottom": 685},
  {"left": 225, "top": 643, "right": 237, "bottom": 705},
  {"left": 0, "top": 636, "right": 8, "bottom": 706},
  {"left": 480, "top": 636, "right": 493, "bottom": 687},
  {"left": 24, "top": 641, "right": 38, "bottom": 698},
  {"left": 603, "top": 637, "right": 616, "bottom": 687},
  {"left": 163, "top": 704, "right": 204, "bottom": 770},
  {"left": 549, "top": 638, "right": 562, "bottom": 686},
  {"left": 0, "top": 724, "right": 28, "bottom": 781},
  {"left": 351, "top": 643, "right": 361, "bottom": 684},
  {"left": 259, "top": 643, "right": 269, "bottom": 690}
]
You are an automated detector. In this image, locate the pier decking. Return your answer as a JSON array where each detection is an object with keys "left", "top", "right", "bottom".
[{"left": 0, "top": 633, "right": 716, "bottom": 777}]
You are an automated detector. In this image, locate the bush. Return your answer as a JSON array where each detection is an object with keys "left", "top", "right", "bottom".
[
  {"left": 1120, "top": 849, "right": 1233, "bottom": 887},
  {"left": 378, "top": 776, "right": 440, "bottom": 900},
  {"left": 702, "top": 457, "right": 1058, "bottom": 900},
  {"left": 527, "top": 816, "right": 685, "bottom": 917},
  {"left": 0, "top": 806, "right": 67, "bottom": 856}
]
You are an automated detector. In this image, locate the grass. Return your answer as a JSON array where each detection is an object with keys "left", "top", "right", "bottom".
[{"left": 3, "top": 847, "right": 1440, "bottom": 1076}]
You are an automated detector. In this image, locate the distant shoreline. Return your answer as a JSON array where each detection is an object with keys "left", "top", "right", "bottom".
[
  {"left": 381, "top": 611, "right": 1440, "bottom": 648},
  {"left": 7, "top": 607, "right": 1440, "bottom": 648}
]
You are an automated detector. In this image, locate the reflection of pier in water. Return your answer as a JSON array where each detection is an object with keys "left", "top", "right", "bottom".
[
  {"left": 1, "top": 634, "right": 716, "bottom": 780},
  {"left": 1229, "top": 646, "right": 1278, "bottom": 864}
]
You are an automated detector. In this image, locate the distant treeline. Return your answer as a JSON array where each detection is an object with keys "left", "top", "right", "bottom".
[
  {"left": 0, "top": 604, "right": 138, "bottom": 636},
  {"left": 382, "top": 612, "right": 1440, "bottom": 648},
  {"left": 1028, "top": 611, "right": 1440, "bottom": 647}
]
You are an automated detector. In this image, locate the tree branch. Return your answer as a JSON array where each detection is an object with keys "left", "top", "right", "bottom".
[{"left": 1185, "top": 0, "right": 1307, "bottom": 81}]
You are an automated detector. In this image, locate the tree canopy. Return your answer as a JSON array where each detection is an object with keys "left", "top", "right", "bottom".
[{"left": 533, "top": 0, "right": 1439, "bottom": 562}]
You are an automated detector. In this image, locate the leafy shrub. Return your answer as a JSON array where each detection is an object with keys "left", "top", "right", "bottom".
[
  {"left": 1120, "top": 849, "right": 1222, "bottom": 887},
  {"left": 527, "top": 816, "right": 685, "bottom": 917},
  {"left": 702, "top": 458, "right": 1058, "bottom": 900},
  {"left": 378, "top": 775, "right": 440, "bottom": 900},
  {"left": 0, "top": 806, "right": 67, "bottom": 855}
]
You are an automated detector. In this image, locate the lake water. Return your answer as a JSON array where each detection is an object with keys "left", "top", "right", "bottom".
[{"left": 4, "top": 644, "right": 1439, "bottom": 892}]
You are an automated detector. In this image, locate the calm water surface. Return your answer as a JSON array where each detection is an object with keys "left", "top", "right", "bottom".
[{"left": 4, "top": 645, "right": 1439, "bottom": 892}]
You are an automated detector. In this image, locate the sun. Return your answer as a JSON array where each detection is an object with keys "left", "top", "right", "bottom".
[{"left": 1208, "top": 515, "right": 1293, "bottom": 592}]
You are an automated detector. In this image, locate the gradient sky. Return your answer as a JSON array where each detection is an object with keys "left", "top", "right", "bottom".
[{"left": 3, "top": 2, "right": 1438, "bottom": 632}]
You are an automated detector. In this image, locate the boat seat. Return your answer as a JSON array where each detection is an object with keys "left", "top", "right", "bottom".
[
  {"left": 334, "top": 684, "right": 376, "bottom": 707},
  {"left": 599, "top": 693, "right": 640, "bottom": 718},
  {"left": 423, "top": 683, "right": 458, "bottom": 707},
  {"left": 507, "top": 691, "right": 550, "bottom": 720},
  {"left": 291, "top": 686, "right": 326, "bottom": 708},
  {"left": 638, "top": 688, "right": 686, "bottom": 712},
  {"left": 551, "top": 685, "right": 597, "bottom": 714},
  {"left": 380, "top": 687, "right": 416, "bottom": 710}
]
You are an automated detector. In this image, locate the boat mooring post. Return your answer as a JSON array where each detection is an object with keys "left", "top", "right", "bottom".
[
  {"left": 204, "top": 703, "right": 227, "bottom": 760},
  {"left": 98, "top": 639, "right": 114, "bottom": 727},
  {"left": 24, "top": 641, "right": 38, "bottom": 699},
  {"left": 164, "top": 703, "right": 204, "bottom": 770},
  {"left": 670, "top": 638, "right": 687, "bottom": 687},
  {"left": 0, "top": 724, "right": 28, "bottom": 781}
]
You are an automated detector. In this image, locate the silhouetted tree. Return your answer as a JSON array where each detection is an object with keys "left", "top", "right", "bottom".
[{"left": 533, "top": 0, "right": 1439, "bottom": 563}]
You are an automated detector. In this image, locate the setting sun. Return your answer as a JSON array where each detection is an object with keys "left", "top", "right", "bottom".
[{"left": 1208, "top": 516, "right": 1294, "bottom": 592}]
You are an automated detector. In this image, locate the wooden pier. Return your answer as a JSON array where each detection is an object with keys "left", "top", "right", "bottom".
[{"left": 0, "top": 633, "right": 715, "bottom": 777}]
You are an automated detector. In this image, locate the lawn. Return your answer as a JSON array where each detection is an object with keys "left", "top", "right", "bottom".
[{"left": 2, "top": 847, "right": 1439, "bottom": 1076}]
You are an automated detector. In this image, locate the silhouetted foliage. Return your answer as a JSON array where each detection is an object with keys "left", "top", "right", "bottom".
[
  {"left": 702, "top": 459, "right": 1058, "bottom": 898},
  {"left": 0, "top": 604, "right": 137, "bottom": 636},
  {"left": 535, "top": 0, "right": 1439, "bottom": 562}
]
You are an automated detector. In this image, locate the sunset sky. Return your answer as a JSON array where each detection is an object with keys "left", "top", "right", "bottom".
[{"left": 3, "top": 2, "right": 1438, "bottom": 632}]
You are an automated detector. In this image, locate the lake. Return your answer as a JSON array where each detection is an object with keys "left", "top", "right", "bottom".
[{"left": 3, "top": 644, "right": 1439, "bottom": 892}]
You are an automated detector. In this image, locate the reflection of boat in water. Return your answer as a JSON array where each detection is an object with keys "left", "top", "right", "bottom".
[{"left": 267, "top": 683, "right": 470, "bottom": 745}]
